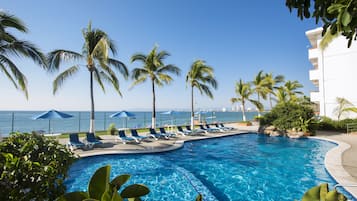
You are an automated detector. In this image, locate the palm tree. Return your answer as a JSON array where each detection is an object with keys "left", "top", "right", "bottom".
[
  {"left": 251, "top": 70, "right": 270, "bottom": 116},
  {"left": 131, "top": 46, "right": 180, "bottom": 128},
  {"left": 47, "top": 22, "right": 128, "bottom": 133},
  {"left": 274, "top": 87, "right": 289, "bottom": 104},
  {"left": 284, "top": 80, "right": 303, "bottom": 101},
  {"left": 186, "top": 60, "right": 217, "bottom": 129},
  {"left": 231, "top": 79, "right": 262, "bottom": 122},
  {"left": 0, "top": 11, "right": 47, "bottom": 98},
  {"left": 334, "top": 97, "right": 355, "bottom": 121},
  {"left": 265, "top": 73, "right": 285, "bottom": 109}
]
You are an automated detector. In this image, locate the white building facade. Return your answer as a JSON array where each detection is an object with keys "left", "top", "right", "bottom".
[{"left": 306, "top": 27, "right": 357, "bottom": 120}]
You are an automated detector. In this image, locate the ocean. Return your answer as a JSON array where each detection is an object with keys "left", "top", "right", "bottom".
[{"left": 0, "top": 111, "right": 258, "bottom": 136}]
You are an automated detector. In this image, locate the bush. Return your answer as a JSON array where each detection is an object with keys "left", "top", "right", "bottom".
[
  {"left": 0, "top": 133, "right": 76, "bottom": 201},
  {"left": 260, "top": 102, "right": 315, "bottom": 132},
  {"left": 107, "top": 123, "right": 117, "bottom": 135},
  {"left": 316, "top": 117, "right": 357, "bottom": 132}
]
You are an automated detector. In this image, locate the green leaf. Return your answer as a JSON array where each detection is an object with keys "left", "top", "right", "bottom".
[
  {"left": 196, "top": 194, "right": 203, "bottom": 201},
  {"left": 327, "top": 4, "right": 345, "bottom": 14},
  {"left": 56, "top": 192, "right": 89, "bottom": 201},
  {"left": 341, "top": 10, "right": 352, "bottom": 26},
  {"left": 320, "top": 183, "right": 328, "bottom": 200},
  {"left": 326, "top": 190, "right": 339, "bottom": 201},
  {"left": 302, "top": 185, "right": 321, "bottom": 201},
  {"left": 88, "top": 165, "right": 111, "bottom": 200},
  {"left": 110, "top": 174, "right": 131, "bottom": 190},
  {"left": 120, "top": 184, "right": 150, "bottom": 198}
]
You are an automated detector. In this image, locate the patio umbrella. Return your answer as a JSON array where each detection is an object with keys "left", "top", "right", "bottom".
[
  {"left": 32, "top": 110, "right": 74, "bottom": 134},
  {"left": 109, "top": 111, "right": 136, "bottom": 128}
]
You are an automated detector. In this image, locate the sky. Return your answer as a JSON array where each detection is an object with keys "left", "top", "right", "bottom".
[{"left": 0, "top": 0, "right": 320, "bottom": 111}]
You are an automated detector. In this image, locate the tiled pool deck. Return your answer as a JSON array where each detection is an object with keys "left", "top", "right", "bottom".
[{"left": 58, "top": 125, "right": 357, "bottom": 199}]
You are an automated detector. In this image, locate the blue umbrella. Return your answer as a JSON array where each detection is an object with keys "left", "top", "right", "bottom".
[
  {"left": 110, "top": 111, "right": 136, "bottom": 128},
  {"left": 32, "top": 110, "right": 74, "bottom": 134}
]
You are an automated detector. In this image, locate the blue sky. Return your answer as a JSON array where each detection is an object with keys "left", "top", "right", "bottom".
[{"left": 1, "top": 0, "right": 319, "bottom": 111}]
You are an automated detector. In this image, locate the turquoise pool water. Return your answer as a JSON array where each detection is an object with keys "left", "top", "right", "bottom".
[{"left": 65, "top": 134, "right": 353, "bottom": 200}]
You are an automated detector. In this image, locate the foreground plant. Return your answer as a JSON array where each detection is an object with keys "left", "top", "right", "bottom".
[
  {"left": 57, "top": 165, "right": 150, "bottom": 201},
  {"left": 0, "top": 133, "right": 75, "bottom": 201},
  {"left": 301, "top": 183, "right": 347, "bottom": 201}
]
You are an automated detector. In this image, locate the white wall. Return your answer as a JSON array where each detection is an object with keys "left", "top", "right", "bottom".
[{"left": 317, "top": 36, "right": 357, "bottom": 119}]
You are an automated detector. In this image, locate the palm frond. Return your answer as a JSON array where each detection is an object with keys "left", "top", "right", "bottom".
[
  {"left": 53, "top": 65, "right": 79, "bottom": 94},
  {"left": 157, "top": 64, "right": 181, "bottom": 76},
  {"left": 107, "top": 58, "right": 128, "bottom": 79},
  {"left": 47, "top": 49, "right": 82, "bottom": 71},
  {"left": 0, "top": 62, "right": 18, "bottom": 89},
  {"left": 130, "top": 54, "right": 147, "bottom": 63},
  {"left": 200, "top": 84, "right": 214, "bottom": 99},
  {"left": 131, "top": 68, "right": 149, "bottom": 81},
  {"left": 129, "top": 77, "right": 147, "bottom": 89},
  {"left": 157, "top": 73, "right": 173, "bottom": 85},
  {"left": 0, "top": 11, "right": 27, "bottom": 32},
  {"left": 0, "top": 55, "right": 28, "bottom": 98},
  {"left": 93, "top": 68, "right": 106, "bottom": 93},
  {"left": 4, "top": 41, "right": 47, "bottom": 69}
]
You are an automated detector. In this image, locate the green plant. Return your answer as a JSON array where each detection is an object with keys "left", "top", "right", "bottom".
[
  {"left": 108, "top": 123, "right": 117, "bottom": 135},
  {"left": 260, "top": 101, "right": 315, "bottom": 133},
  {"left": 301, "top": 183, "right": 347, "bottom": 201},
  {"left": 0, "top": 132, "right": 75, "bottom": 201},
  {"left": 57, "top": 165, "right": 150, "bottom": 201}
]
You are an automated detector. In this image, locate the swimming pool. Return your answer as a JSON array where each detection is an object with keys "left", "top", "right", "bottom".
[{"left": 65, "top": 134, "right": 352, "bottom": 200}]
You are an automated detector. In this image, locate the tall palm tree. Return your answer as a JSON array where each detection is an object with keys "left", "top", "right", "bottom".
[
  {"left": 47, "top": 22, "right": 128, "bottom": 133},
  {"left": 231, "top": 79, "right": 262, "bottom": 122},
  {"left": 131, "top": 46, "right": 180, "bottom": 128},
  {"left": 265, "top": 73, "right": 285, "bottom": 109},
  {"left": 284, "top": 80, "right": 303, "bottom": 101},
  {"left": 251, "top": 70, "right": 270, "bottom": 116},
  {"left": 186, "top": 60, "right": 217, "bottom": 129},
  {"left": 0, "top": 11, "right": 47, "bottom": 98}
]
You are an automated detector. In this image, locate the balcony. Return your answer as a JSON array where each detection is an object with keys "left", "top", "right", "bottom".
[
  {"left": 308, "top": 48, "right": 319, "bottom": 65},
  {"left": 310, "top": 91, "right": 320, "bottom": 102},
  {"left": 309, "top": 69, "right": 320, "bottom": 82}
]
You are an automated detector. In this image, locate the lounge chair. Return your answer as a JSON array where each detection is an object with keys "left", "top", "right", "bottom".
[
  {"left": 117, "top": 130, "right": 137, "bottom": 144},
  {"left": 130, "top": 129, "right": 148, "bottom": 142},
  {"left": 68, "top": 133, "right": 86, "bottom": 151},
  {"left": 149, "top": 128, "right": 169, "bottom": 140},
  {"left": 86, "top": 132, "right": 103, "bottom": 147},
  {"left": 177, "top": 126, "right": 191, "bottom": 136},
  {"left": 206, "top": 124, "right": 223, "bottom": 132},
  {"left": 186, "top": 125, "right": 205, "bottom": 135},
  {"left": 219, "top": 123, "right": 235, "bottom": 130},
  {"left": 159, "top": 127, "right": 176, "bottom": 137}
]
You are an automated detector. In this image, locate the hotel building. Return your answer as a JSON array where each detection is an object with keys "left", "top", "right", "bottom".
[{"left": 306, "top": 27, "right": 357, "bottom": 120}]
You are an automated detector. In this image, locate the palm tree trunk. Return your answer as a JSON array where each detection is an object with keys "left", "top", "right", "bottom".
[
  {"left": 257, "top": 94, "right": 261, "bottom": 117},
  {"left": 191, "top": 86, "right": 194, "bottom": 130},
  {"left": 269, "top": 93, "right": 273, "bottom": 110},
  {"left": 89, "top": 71, "right": 95, "bottom": 133},
  {"left": 151, "top": 79, "right": 156, "bottom": 128},
  {"left": 242, "top": 100, "right": 246, "bottom": 122}
]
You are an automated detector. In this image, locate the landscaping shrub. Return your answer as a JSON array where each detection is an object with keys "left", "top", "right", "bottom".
[
  {"left": 316, "top": 117, "right": 357, "bottom": 132},
  {"left": 0, "top": 132, "right": 75, "bottom": 201},
  {"left": 260, "top": 102, "right": 315, "bottom": 132},
  {"left": 107, "top": 123, "right": 117, "bottom": 135}
]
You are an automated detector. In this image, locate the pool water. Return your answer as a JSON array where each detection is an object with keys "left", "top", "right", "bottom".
[{"left": 65, "top": 134, "right": 352, "bottom": 200}]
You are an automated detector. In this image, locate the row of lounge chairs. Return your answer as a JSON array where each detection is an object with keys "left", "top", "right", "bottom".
[{"left": 68, "top": 123, "right": 235, "bottom": 151}]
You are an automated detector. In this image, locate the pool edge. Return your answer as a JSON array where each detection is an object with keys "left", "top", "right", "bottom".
[{"left": 310, "top": 136, "right": 357, "bottom": 199}]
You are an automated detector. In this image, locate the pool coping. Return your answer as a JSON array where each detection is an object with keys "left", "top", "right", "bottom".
[{"left": 310, "top": 136, "right": 357, "bottom": 199}]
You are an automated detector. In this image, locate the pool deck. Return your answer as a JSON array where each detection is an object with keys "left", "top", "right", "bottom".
[{"left": 59, "top": 124, "right": 357, "bottom": 199}]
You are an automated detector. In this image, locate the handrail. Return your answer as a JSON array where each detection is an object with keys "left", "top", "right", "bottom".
[{"left": 334, "top": 184, "right": 357, "bottom": 189}]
